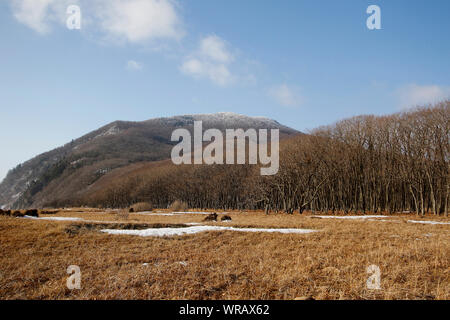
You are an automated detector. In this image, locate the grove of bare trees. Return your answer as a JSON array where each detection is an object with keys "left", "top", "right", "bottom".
[{"left": 54, "top": 101, "right": 449, "bottom": 216}]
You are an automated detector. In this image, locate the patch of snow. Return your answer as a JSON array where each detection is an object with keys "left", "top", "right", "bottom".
[
  {"left": 12, "top": 192, "right": 22, "bottom": 199},
  {"left": 132, "top": 212, "right": 177, "bottom": 216},
  {"left": 95, "top": 125, "right": 121, "bottom": 139},
  {"left": 22, "top": 216, "right": 133, "bottom": 224},
  {"left": 367, "top": 219, "right": 400, "bottom": 223},
  {"left": 96, "top": 168, "right": 110, "bottom": 175},
  {"left": 23, "top": 216, "right": 83, "bottom": 222},
  {"left": 101, "top": 226, "right": 318, "bottom": 237},
  {"left": 313, "top": 215, "right": 390, "bottom": 220},
  {"left": 20, "top": 215, "right": 209, "bottom": 226},
  {"left": 408, "top": 220, "right": 450, "bottom": 225},
  {"left": 193, "top": 112, "right": 280, "bottom": 128},
  {"left": 143, "top": 261, "right": 188, "bottom": 267},
  {"left": 84, "top": 220, "right": 123, "bottom": 224},
  {"left": 132, "top": 211, "right": 226, "bottom": 216},
  {"left": 173, "top": 211, "right": 228, "bottom": 215},
  {"left": 70, "top": 158, "right": 85, "bottom": 166}
]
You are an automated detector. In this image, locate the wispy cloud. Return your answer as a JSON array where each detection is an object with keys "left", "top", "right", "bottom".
[
  {"left": 10, "top": 0, "right": 74, "bottom": 34},
  {"left": 95, "top": 0, "right": 184, "bottom": 44},
  {"left": 268, "top": 84, "right": 303, "bottom": 107},
  {"left": 199, "top": 35, "right": 234, "bottom": 64},
  {"left": 9, "top": 0, "right": 184, "bottom": 44},
  {"left": 180, "top": 35, "right": 235, "bottom": 86},
  {"left": 397, "top": 84, "right": 450, "bottom": 109},
  {"left": 126, "top": 60, "right": 143, "bottom": 71},
  {"left": 10, "top": 1, "right": 259, "bottom": 88}
]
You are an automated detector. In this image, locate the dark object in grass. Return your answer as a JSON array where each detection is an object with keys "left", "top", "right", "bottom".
[
  {"left": 0, "top": 209, "right": 11, "bottom": 216},
  {"left": 204, "top": 213, "right": 218, "bottom": 222},
  {"left": 39, "top": 210, "right": 58, "bottom": 215},
  {"left": 129, "top": 202, "right": 153, "bottom": 213},
  {"left": 24, "top": 209, "right": 39, "bottom": 217},
  {"left": 12, "top": 211, "right": 25, "bottom": 217},
  {"left": 221, "top": 215, "right": 232, "bottom": 221}
]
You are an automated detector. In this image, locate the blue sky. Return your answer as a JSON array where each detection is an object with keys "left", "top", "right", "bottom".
[{"left": 0, "top": 0, "right": 449, "bottom": 181}]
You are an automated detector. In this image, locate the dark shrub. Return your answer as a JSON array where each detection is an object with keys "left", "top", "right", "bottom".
[
  {"left": 24, "top": 209, "right": 39, "bottom": 217},
  {"left": 203, "top": 213, "right": 218, "bottom": 222},
  {"left": 12, "top": 211, "right": 25, "bottom": 217},
  {"left": 130, "top": 202, "right": 153, "bottom": 212}
]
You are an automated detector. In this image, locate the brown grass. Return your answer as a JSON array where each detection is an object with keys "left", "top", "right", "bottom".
[
  {"left": 169, "top": 200, "right": 188, "bottom": 212},
  {"left": 0, "top": 210, "right": 448, "bottom": 300},
  {"left": 129, "top": 202, "right": 153, "bottom": 213},
  {"left": 115, "top": 209, "right": 130, "bottom": 221}
]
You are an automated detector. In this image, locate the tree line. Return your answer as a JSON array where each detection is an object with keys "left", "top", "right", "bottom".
[{"left": 55, "top": 102, "right": 449, "bottom": 216}]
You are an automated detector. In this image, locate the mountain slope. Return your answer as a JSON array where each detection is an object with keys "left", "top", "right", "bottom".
[{"left": 0, "top": 113, "right": 299, "bottom": 209}]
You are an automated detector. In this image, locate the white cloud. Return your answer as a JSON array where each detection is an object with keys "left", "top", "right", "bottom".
[
  {"left": 10, "top": 1, "right": 258, "bottom": 87},
  {"left": 11, "top": 0, "right": 52, "bottom": 34},
  {"left": 126, "top": 60, "right": 143, "bottom": 71},
  {"left": 268, "top": 84, "right": 303, "bottom": 107},
  {"left": 180, "top": 35, "right": 235, "bottom": 86},
  {"left": 397, "top": 84, "right": 450, "bottom": 109},
  {"left": 10, "top": 0, "right": 73, "bottom": 34},
  {"left": 181, "top": 58, "right": 233, "bottom": 86},
  {"left": 199, "top": 35, "right": 233, "bottom": 63},
  {"left": 96, "top": 0, "right": 183, "bottom": 43},
  {"left": 9, "top": 0, "right": 183, "bottom": 44}
]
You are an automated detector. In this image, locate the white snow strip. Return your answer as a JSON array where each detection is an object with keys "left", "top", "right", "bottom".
[
  {"left": 101, "top": 226, "right": 318, "bottom": 237},
  {"left": 132, "top": 212, "right": 177, "bottom": 216},
  {"left": 143, "top": 261, "right": 188, "bottom": 267},
  {"left": 313, "top": 215, "right": 390, "bottom": 220},
  {"left": 172, "top": 212, "right": 227, "bottom": 215},
  {"left": 23, "top": 216, "right": 84, "bottom": 222},
  {"left": 408, "top": 220, "right": 450, "bottom": 225},
  {"left": 21, "top": 216, "right": 205, "bottom": 226},
  {"left": 22, "top": 216, "right": 117, "bottom": 223},
  {"left": 367, "top": 219, "right": 400, "bottom": 223},
  {"left": 133, "top": 211, "right": 227, "bottom": 216}
]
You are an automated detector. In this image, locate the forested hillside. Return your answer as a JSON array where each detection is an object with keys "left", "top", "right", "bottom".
[
  {"left": 0, "top": 113, "right": 297, "bottom": 209},
  {"left": 64, "top": 102, "right": 449, "bottom": 216}
]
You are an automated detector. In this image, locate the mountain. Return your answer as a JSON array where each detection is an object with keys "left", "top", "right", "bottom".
[{"left": 0, "top": 113, "right": 299, "bottom": 209}]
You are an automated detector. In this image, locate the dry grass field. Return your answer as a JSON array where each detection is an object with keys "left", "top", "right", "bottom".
[{"left": 0, "top": 209, "right": 449, "bottom": 300}]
